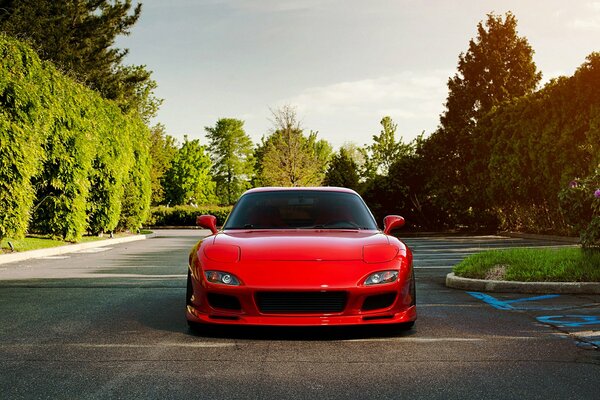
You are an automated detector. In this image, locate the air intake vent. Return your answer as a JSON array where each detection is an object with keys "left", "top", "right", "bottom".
[
  {"left": 207, "top": 293, "right": 242, "bottom": 311},
  {"left": 361, "top": 292, "right": 397, "bottom": 311},
  {"left": 255, "top": 291, "right": 347, "bottom": 314}
]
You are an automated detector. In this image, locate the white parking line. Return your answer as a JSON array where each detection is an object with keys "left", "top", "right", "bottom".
[
  {"left": 38, "top": 256, "right": 70, "bottom": 260},
  {"left": 77, "top": 342, "right": 236, "bottom": 348},
  {"left": 572, "top": 331, "right": 600, "bottom": 338},
  {"left": 76, "top": 247, "right": 113, "bottom": 254},
  {"left": 345, "top": 336, "right": 540, "bottom": 343},
  {"left": 1, "top": 342, "right": 236, "bottom": 348}
]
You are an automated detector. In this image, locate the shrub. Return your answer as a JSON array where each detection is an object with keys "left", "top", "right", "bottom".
[
  {"left": 559, "top": 166, "right": 600, "bottom": 248},
  {"left": 0, "top": 38, "right": 46, "bottom": 240},
  {"left": 0, "top": 35, "right": 151, "bottom": 241},
  {"left": 146, "top": 205, "right": 232, "bottom": 227},
  {"left": 118, "top": 119, "right": 152, "bottom": 233}
]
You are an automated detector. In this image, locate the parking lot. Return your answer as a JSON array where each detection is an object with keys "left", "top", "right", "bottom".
[
  {"left": 0, "top": 231, "right": 598, "bottom": 399},
  {"left": 403, "top": 235, "right": 600, "bottom": 350}
]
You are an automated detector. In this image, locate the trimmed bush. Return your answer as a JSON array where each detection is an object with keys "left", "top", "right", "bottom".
[
  {"left": 0, "top": 37, "right": 47, "bottom": 240},
  {"left": 147, "top": 205, "right": 232, "bottom": 227},
  {"left": 119, "top": 125, "right": 152, "bottom": 232},
  {"left": 0, "top": 35, "right": 151, "bottom": 241}
]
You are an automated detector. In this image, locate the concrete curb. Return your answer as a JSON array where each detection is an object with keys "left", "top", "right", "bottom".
[
  {"left": 0, "top": 233, "right": 156, "bottom": 265},
  {"left": 446, "top": 272, "right": 600, "bottom": 294}
]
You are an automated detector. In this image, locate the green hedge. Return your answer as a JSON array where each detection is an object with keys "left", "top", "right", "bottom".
[
  {"left": 0, "top": 35, "right": 150, "bottom": 241},
  {"left": 146, "top": 205, "right": 232, "bottom": 227},
  {"left": 471, "top": 53, "right": 600, "bottom": 234}
]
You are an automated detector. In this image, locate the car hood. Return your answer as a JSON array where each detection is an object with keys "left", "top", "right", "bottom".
[{"left": 212, "top": 230, "right": 388, "bottom": 261}]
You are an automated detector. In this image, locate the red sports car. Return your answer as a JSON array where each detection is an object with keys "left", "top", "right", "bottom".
[{"left": 186, "top": 187, "right": 416, "bottom": 330}]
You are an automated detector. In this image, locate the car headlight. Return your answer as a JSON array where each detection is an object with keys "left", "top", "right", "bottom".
[
  {"left": 204, "top": 271, "right": 241, "bottom": 286},
  {"left": 364, "top": 270, "right": 398, "bottom": 285}
]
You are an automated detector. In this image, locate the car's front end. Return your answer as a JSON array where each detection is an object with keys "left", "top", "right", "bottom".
[{"left": 186, "top": 230, "right": 416, "bottom": 327}]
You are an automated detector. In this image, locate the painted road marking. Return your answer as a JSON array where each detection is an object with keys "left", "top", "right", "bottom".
[
  {"left": 536, "top": 315, "right": 600, "bottom": 327},
  {"left": 38, "top": 256, "right": 70, "bottom": 260},
  {"left": 345, "top": 336, "right": 541, "bottom": 343},
  {"left": 76, "top": 247, "right": 113, "bottom": 253},
  {"left": 467, "top": 292, "right": 560, "bottom": 310},
  {"left": 346, "top": 337, "right": 484, "bottom": 343},
  {"left": 505, "top": 294, "right": 562, "bottom": 304},
  {"left": 570, "top": 330, "right": 600, "bottom": 337},
  {"left": 468, "top": 292, "right": 515, "bottom": 310},
  {"left": 0, "top": 342, "right": 236, "bottom": 348}
]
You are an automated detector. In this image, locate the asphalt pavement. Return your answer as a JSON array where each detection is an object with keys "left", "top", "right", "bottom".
[{"left": 0, "top": 230, "right": 598, "bottom": 399}]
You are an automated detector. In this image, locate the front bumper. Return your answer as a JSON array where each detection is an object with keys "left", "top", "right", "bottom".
[
  {"left": 186, "top": 276, "right": 417, "bottom": 326},
  {"left": 186, "top": 303, "right": 416, "bottom": 326}
]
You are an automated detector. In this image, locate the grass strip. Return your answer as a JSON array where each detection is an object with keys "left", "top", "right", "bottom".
[
  {"left": 453, "top": 247, "right": 600, "bottom": 282},
  {"left": 0, "top": 232, "right": 142, "bottom": 253}
]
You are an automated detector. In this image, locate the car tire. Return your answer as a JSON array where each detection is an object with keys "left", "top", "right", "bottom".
[
  {"left": 186, "top": 269, "right": 193, "bottom": 306},
  {"left": 186, "top": 270, "right": 202, "bottom": 332}
]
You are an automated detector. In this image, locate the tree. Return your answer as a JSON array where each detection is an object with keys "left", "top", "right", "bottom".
[
  {"left": 205, "top": 118, "right": 254, "bottom": 205},
  {"left": 361, "top": 116, "right": 411, "bottom": 177},
  {"left": 323, "top": 148, "right": 360, "bottom": 190},
  {"left": 423, "top": 11, "right": 541, "bottom": 225},
  {"left": 148, "top": 124, "right": 177, "bottom": 206},
  {"left": 0, "top": 0, "right": 159, "bottom": 118},
  {"left": 255, "top": 106, "right": 332, "bottom": 186},
  {"left": 441, "top": 12, "right": 541, "bottom": 134},
  {"left": 162, "top": 136, "right": 215, "bottom": 206}
]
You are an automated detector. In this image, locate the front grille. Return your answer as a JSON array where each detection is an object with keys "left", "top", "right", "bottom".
[
  {"left": 255, "top": 291, "right": 347, "bottom": 314},
  {"left": 361, "top": 292, "right": 397, "bottom": 311},
  {"left": 207, "top": 293, "right": 242, "bottom": 311}
]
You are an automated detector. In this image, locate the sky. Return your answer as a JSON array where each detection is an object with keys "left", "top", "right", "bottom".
[{"left": 117, "top": 0, "right": 600, "bottom": 149}]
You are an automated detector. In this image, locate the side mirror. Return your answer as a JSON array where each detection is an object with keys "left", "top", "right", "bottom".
[
  {"left": 383, "top": 215, "right": 405, "bottom": 235},
  {"left": 196, "top": 215, "right": 218, "bottom": 235}
]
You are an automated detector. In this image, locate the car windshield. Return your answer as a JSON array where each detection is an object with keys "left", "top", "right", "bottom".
[{"left": 224, "top": 190, "right": 378, "bottom": 230}]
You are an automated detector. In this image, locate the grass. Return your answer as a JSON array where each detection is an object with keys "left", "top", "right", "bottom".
[
  {"left": 0, "top": 231, "right": 148, "bottom": 254},
  {"left": 453, "top": 247, "right": 600, "bottom": 282}
]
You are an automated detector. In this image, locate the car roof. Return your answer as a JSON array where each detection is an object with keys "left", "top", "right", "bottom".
[{"left": 243, "top": 186, "right": 359, "bottom": 195}]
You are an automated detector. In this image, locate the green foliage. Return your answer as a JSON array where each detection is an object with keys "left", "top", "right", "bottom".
[
  {"left": 0, "top": 37, "right": 46, "bottom": 240},
  {"left": 31, "top": 86, "right": 97, "bottom": 241},
  {"left": 559, "top": 167, "right": 600, "bottom": 248},
  {"left": 147, "top": 205, "right": 232, "bottom": 227},
  {"left": 163, "top": 136, "right": 216, "bottom": 206},
  {"left": 148, "top": 124, "right": 177, "bottom": 206},
  {"left": 255, "top": 106, "right": 332, "bottom": 186},
  {"left": 0, "top": 0, "right": 160, "bottom": 120},
  {"left": 205, "top": 118, "right": 254, "bottom": 205},
  {"left": 453, "top": 247, "right": 600, "bottom": 282},
  {"left": 361, "top": 116, "right": 411, "bottom": 177},
  {"left": 324, "top": 148, "right": 360, "bottom": 190},
  {"left": 424, "top": 12, "right": 541, "bottom": 226},
  {"left": 360, "top": 136, "right": 429, "bottom": 227},
  {"left": 118, "top": 119, "right": 152, "bottom": 232},
  {"left": 0, "top": 35, "right": 151, "bottom": 240},
  {"left": 477, "top": 53, "right": 600, "bottom": 234}
]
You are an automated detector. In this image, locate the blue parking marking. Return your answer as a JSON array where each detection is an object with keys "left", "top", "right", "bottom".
[
  {"left": 467, "top": 292, "right": 561, "bottom": 310},
  {"left": 504, "top": 294, "right": 560, "bottom": 304},
  {"left": 536, "top": 315, "right": 600, "bottom": 328},
  {"left": 467, "top": 292, "right": 514, "bottom": 310}
]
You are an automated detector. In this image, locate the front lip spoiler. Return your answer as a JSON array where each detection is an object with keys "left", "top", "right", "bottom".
[{"left": 186, "top": 305, "right": 416, "bottom": 327}]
